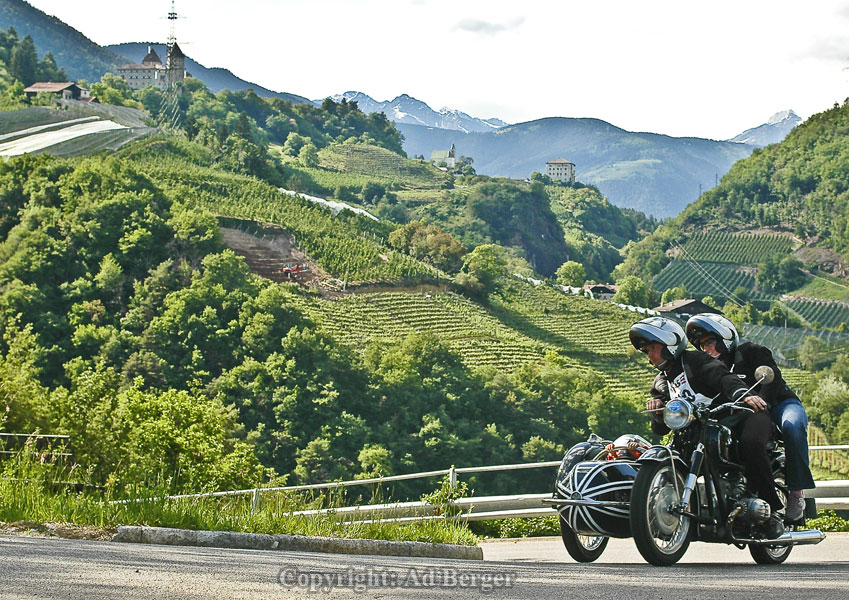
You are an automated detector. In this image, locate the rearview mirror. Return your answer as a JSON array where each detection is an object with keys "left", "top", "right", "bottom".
[{"left": 755, "top": 365, "right": 774, "bottom": 385}]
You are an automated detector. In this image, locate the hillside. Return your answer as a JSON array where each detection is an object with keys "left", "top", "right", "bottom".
[
  {"left": 107, "top": 43, "right": 309, "bottom": 104},
  {"left": 676, "top": 101, "right": 849, "bottom": 277},
  {"left": 397, "top": 118, "right": 755, "bottom": 218},
  {"left": 0, "top": 0, "right": 124, "bottom": 82}
]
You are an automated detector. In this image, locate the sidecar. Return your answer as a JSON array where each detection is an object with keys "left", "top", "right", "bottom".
[{"left": 543, "top": 434, "right": 642, "bottom": 561}]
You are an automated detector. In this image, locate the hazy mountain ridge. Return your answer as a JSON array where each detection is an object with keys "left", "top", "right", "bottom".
[
  {"left": 398, "top": 118, "right": 755, "bottom": 218},
  {"left": 323, "top": 91, "right": 507, "bottom": 133},
  {"left": 0, "top": 0, "right": 125, "bottom": 82}
]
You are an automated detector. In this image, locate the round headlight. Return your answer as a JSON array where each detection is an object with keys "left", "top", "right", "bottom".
[{"left": 664, "top": 400, "right": 694, "bottom": 430}]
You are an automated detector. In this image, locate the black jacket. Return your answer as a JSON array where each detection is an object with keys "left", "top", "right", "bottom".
[
  {"left": 725, "top": 342, "right": 795, "bottom": 409},
  {"left": 649, "top": 350, "right": 750, "bottom": 435}
]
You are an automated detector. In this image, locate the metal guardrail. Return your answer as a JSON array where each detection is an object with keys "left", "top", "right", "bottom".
[{"left": 113, "top": 447, "right": 849, "bottom": 519}]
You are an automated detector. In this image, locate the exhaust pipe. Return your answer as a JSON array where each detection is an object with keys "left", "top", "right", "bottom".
[{"left": 747, "top": 529, "right": 826, "bottom": 546}]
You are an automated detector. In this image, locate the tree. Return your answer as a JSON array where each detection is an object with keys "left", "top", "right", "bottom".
[
  {"left": 459, "top": 244, "right": 506, "bottom": 296},
  {"left": 298, "top": 143, "right": 319, "bottom": 168},
  {"left": 9, "top": 35, "right": 38, "bottom": 85},
  {"left": 556, "top": 260, "right": 586, "bottom": 287},
  {"left": 612, "top": 276, "right": 652, "bottom": 307},
  {"left": 660, "top": 284, "right": 687, "bottom": 305},
  {"left": 282, "top": 132, "right": 308, "bottom": 156}
]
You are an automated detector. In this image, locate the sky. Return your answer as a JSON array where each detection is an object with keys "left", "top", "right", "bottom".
[{"left": 22, "top": 0, "right": 849, "bottom": 140}]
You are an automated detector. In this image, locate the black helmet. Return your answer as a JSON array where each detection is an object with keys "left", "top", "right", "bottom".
[
  {"left": 685, "top": 313, "right": 739, "bottom": 356},
  {"left": 629, "top": 316, "right": 688, "bottom": 362}
]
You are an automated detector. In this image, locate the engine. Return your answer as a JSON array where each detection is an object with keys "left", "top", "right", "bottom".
[
  {"left": 718, "top": 471, "right": 771, "bottom": 524},
  {"left": 733, "top": 497, "right": 771, "bottom": 524}
]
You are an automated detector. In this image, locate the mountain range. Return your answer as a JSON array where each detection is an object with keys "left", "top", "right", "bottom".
[
  {"left": 726, "top": 110, "right": 801, "bottom": 147},
  {"left": 1, "top": 0, "right": 797, "bottom": 217},
  {"left": 397, "top": 118, "right": 755, "bottom": 218},
  {"left": 322, "top": 91, "right": 507, "bottom": 133}
]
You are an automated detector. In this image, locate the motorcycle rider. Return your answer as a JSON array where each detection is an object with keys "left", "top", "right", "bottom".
[
  {"left": 685, "top": 313, "right": 815, "bottom": 521},
  {"left": 629, "top": 316, "right": 785, "bottom": 530}
]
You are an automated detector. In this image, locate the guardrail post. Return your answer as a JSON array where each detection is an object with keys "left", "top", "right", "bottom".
[
  {"left": 250, "top": 488, "right": 260, "bottom": 515},
  {"left": 449, "top": 466, "right": 457, "bottom": 491}
]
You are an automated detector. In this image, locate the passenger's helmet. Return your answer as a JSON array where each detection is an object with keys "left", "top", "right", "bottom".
[
  {"left": 629, "top": 316, "right": 688, "bottom": 364},
  {"left": 685, "top": 313, "right": 739, "bottom": 356}
]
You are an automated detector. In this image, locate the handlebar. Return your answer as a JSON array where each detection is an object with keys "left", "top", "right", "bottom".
[{"left": 707, "top": 400, "right": 755, "bottom": 416}]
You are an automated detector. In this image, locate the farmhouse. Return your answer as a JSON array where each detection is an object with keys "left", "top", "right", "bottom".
[
  {"left": 23, "top": 82, "right": 93, "bottom": 102},
  {"left": 546, "top": 158, "right": 575, "bottom": 183},
  {"left": 583, "top": 283, "right": 618, "bottom": 300},
  {"left": 654, "top": 298, "right": 722, "bottom": 319}
]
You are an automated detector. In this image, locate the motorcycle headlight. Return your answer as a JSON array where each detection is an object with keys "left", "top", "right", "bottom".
[{"left": 664, "top": 399, "right": 694, "bottom": 430}]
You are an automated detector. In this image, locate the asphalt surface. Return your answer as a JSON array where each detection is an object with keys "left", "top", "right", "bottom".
[{"left": 1, "top": 533, "right": 847, "bottom": 599}]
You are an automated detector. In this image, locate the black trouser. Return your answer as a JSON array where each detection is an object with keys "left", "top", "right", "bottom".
[{"left": 735, "top": 410, "right": 783, "bottom": 511}]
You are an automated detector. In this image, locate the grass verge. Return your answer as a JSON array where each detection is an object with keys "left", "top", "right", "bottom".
[{"left": 0, "top": 451, "right": 478, "bottom": 546}]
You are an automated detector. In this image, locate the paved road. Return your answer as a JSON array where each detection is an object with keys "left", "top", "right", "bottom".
[{"left": 1, "top": 534, "right": 847, "bottom": 599}]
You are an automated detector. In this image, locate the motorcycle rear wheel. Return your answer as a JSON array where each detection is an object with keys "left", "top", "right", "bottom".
[
  {"left": 559, "top": 516, "right": 609, "bottom": 562},
  {"left": 630, "top": 461, "right": 692, "bottom": 566},
  {"left": 749, "top": 473, "right": 793, "bottom": 565}
]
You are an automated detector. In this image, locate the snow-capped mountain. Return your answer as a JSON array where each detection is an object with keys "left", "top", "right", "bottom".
[
  {"left": 318, "top": 92, "right": 507, "bottom": 133},
  {"left": 727, "top": 110, "right": 801, "bottom": 147}
]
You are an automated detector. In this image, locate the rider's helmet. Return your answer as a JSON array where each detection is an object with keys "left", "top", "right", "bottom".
[
  {"left": 628, "top": 316, "right": 688, "bottom": 367},
  {"left": 685, "top": 313, "right": 739, "bottom": 356}
]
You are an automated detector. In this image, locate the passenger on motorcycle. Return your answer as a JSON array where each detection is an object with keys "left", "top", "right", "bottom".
[
  {"left": 629, "top": 316, "right": 785, "bottom": 521},
  {"left": 685, "top": 313, "right": 815, "bottom": 521},
  {"left": 604, "top": 434, "right": 650, "bottom": 459}
]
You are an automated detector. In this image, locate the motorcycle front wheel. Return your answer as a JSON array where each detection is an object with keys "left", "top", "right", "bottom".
[
  {"left": 559, "top": 516, "right": 609, "bottom": 562},
  {"left": 630, "top": 461, "right": 692, "bottom": 566}
]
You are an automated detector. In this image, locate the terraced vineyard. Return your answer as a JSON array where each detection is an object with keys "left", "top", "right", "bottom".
[
  {"left": 318, "top": 143, "right": 445, "bottom": 188},
  {"left": 123, "top": 139, "right": 440, "bottom": 283},
  {"left": 653, "top": 260, "right": 776, "bottom": 305},
  {"left": 784, "top": 297, "right": 849, "bottom": 329},
  {"left": 682, "top": 231, "right": 795, "bottom": 265},
  {"left": 294, "top": 279, "right": 657, "bottom": 395},
  {"left": 743, "top": 323, "right": 849, "bottom": 356}
]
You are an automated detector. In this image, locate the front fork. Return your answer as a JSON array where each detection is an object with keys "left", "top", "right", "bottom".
[{"left": 677, "top": 442, "right": 704, "bottom": 511}]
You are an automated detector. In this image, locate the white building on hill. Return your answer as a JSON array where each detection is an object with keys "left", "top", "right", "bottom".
[{"left": 546, "top": 158, "right": 575, "bottom": 183}]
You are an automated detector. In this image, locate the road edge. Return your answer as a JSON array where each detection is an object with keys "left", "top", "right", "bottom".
[{"left": 112, "top": 526, "right": 483, "bottom": 560}]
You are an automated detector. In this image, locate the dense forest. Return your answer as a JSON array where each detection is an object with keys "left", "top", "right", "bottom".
[{"left": 0, "top": 150, "right": 649, "bottom": 495}]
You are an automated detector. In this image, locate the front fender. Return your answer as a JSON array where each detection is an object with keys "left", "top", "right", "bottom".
[{"left": 637, "top": 445, "right": 688, "bottom": 470}]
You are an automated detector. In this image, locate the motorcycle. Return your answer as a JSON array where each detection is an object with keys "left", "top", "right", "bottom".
[{"left": 545, "top": 366, "right": 826, "bottom": 565}]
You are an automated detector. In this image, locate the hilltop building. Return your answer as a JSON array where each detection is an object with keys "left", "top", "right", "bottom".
[
  {"left": 117, "top": 44, "right": 186, "bottom": 91},
  {"left": 23, "top": 82, "right": 95, "bottom": 102},
  {"left": 546, "top": 158, "right": 575, "bottom": 183},
  {"left": 430, "top": 144, "right": 456, "bottom": 168}
]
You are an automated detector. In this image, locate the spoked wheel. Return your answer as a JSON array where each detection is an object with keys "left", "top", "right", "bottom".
[
  {"left": 630, "top": 461, "right": 692, "bottom": 566},
  {"left": 559, "top": 516, "right": 609, "bottom": 562},
  {"left": 749, "top": 473, "right": 793, "bottom": 565}
]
